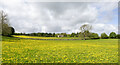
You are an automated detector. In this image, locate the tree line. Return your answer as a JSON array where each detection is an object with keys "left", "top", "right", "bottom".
[
  {"left": 1, "top": 10, "right": 120, "bottom": 39},
  {"left": 14, "top": 31, "right": 120, "bottom": 39}
]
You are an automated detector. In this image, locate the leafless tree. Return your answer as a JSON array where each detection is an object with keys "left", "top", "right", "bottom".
[
  {"left": 0, "top": 10, "right": 12, "bottom": 36},
  {"left": 80, "top": 24, "right": 92, "bottom": 40}
]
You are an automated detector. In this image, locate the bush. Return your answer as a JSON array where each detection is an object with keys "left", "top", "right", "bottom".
[
  {"left": 90, "top": 33, "right": 99, "bottom": 39},
  {"left": 116, "top": 34, "right": 120, "bottom": 39},
  {"left": 109, "top": 32, "right": 116, "bottom": 38},
  {"left": 101, "top": 33, "right": 108, "bottom": 39}
]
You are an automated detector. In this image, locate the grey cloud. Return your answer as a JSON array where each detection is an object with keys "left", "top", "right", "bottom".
[{"left": 0, "top": 1, "right": 118, "bottom": 34}]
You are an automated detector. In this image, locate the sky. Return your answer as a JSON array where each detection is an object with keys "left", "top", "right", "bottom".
[{"left": 0, "top": 0, "right": 119, "bottom": 35}]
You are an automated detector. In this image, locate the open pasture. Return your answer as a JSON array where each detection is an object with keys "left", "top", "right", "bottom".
[
  {"left": 13, "top": 35, "right": 82, "bottom": 39},
  {"left": 2, "top": 36, "right": 118, "bottom": 63}
]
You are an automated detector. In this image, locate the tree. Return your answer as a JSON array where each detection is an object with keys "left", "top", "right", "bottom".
[
  {"left": 61, "top": 33, "right": 67, "bottom": 37},
  {"left": 52, "top": 33, "right": 55, "bottom": 37},
  {"left": 101, "top": 33, "right": 108, "bottom": 39},
  {"left": 48, "top": 33, "right": 52, "bottom": 37},
  {"left": 55, "top": 34, "right": 58, "bottom": 37},
  {"left": 67, "top": 34, "right": 71, "bottom": 37},
  {"left": 89, "top": 33, "right": 99, "bottom": 39},
  {"left": 71, "top": 33, "right": 76, "bottom": 37},
  {"left": 0, "top": 10, "right": 13, "bottom": 36},
  {"left": 116, "top": 34, "right": 120, "bottom": 39},
  {"left": 84, "top": 30, "right": 91, "bottom": 37},
  {"left": 37, "top": 33, "right": 41, "bottom": 36},
  {"left": 109, "top": 32, "right": 117, "bottom": 38},
  {"left": 9, "top": 27, "right": 15, "bottom": 35},
  {"left": 80, "top": 24, "right": 92, "bottom": 40}
]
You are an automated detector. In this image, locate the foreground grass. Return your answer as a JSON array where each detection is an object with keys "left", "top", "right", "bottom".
[{"left": 2, "top": 36, "right": 118, "bottom": 63}]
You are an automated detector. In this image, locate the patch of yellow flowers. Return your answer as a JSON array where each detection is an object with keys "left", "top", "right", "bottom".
[{"left": 2, "top": 36, "right": 118, "bottom": 63}]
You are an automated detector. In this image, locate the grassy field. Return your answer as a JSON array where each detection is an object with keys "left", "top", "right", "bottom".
[
  {"left": 13, "top": 35, "right": 82, "bottom": 39},
  {"left": 2, "top": 36, "right": 118, "bottom": 63}
]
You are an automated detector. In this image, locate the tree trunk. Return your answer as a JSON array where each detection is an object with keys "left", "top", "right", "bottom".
[{"left": 83, "top": 33, "right": 85, "bottom": 40}]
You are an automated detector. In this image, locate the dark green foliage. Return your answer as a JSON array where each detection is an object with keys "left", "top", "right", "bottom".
[
  {"left": 84, "top": 30, "right": 91, "bottom": 37},
  {"left": 101, "top": 33, "right": 109, "bottom": 39},
  {"left": 2, "top": 26, "right": 15, "bottom": 36},
  {"left": 109, "top": 32, "right": 117, "bottom": 38},
  {"left": 0, "top": 11, "right": 15, "bottom": 36},
  {"left": 67, "top": 34, "right": 71, "bottom": 37},
  {"left": 61, "top": 33, "right": 67, "bottom": 37},
  {"left": 71, "top": 33, "right": 75, "bottom": 37},
  {"left": 89, "top": 33, "right": 99, "bottom": 39},
  {"left": 14, "top": 32, "right": 120, "bottom": 40},
  {"left": 10, "top": 27, "right": 15, "bottom": 35},
  {"left": 53, "top": 33, "right": 55, "bottom": 37},
  {"left": 116, "top": 34, "right": 120, "bottom": 39}
]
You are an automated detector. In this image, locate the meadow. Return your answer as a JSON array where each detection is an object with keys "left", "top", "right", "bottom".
[
  {"left": 2, "top": 36, "right": 118, "bottom": 63},
  {"left": 13, "top": 35, "right": 82, "bottom": 39}
]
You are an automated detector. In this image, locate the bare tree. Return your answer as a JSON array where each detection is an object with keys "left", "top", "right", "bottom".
[
  {"left": 0, "top": 10, "right": 12, "bottom": 36},
  {"left": 80, "top": 24, "right": 92, "bottom": 40}
]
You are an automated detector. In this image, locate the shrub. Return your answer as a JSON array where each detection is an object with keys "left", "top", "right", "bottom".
[
  {"left": 90, "top": 33, "right": 99, "bottom": 39},
  {"left": 101, "top": 33, "right": 108, "bottom": 39},
  {"left": 116, "top": 34, "right": 120, "bottom": 39},
  {"left": 109, "top": 32, "right": 117, "bottom": 38}
]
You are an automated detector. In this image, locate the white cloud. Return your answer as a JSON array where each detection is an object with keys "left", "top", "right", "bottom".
[
  {"left": 92, "top": 24, "right": 118, "bottom": 35},
  {"left": 27, "top": 0, "right": 119, "bottom": 2},
  {"left": 0, "top": 0, "right": 118, "bottom": 34}
]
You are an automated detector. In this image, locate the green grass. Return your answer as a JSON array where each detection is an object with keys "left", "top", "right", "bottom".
[
  {"left": 2, "top": 36, "right": 118, "bottom": 63},
  {"left": 13, "top": 35, "right": 82, "bottom": 39}
]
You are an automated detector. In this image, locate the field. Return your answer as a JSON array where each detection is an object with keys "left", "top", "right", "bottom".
[
  {"left": 13, "top": 35, "right": 82, "bottom": 39},
  {"left": 2, "top": 36, "right": 118, "bottom": 63}
]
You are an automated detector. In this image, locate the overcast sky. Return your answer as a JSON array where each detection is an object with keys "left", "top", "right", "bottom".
[{"left": 0, "top": 0, "right": 118, "bottom": 35}]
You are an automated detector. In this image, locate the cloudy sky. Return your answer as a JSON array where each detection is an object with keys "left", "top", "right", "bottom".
[{"left": 0, "top": 0, "right": 118, "bottom": 35}]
